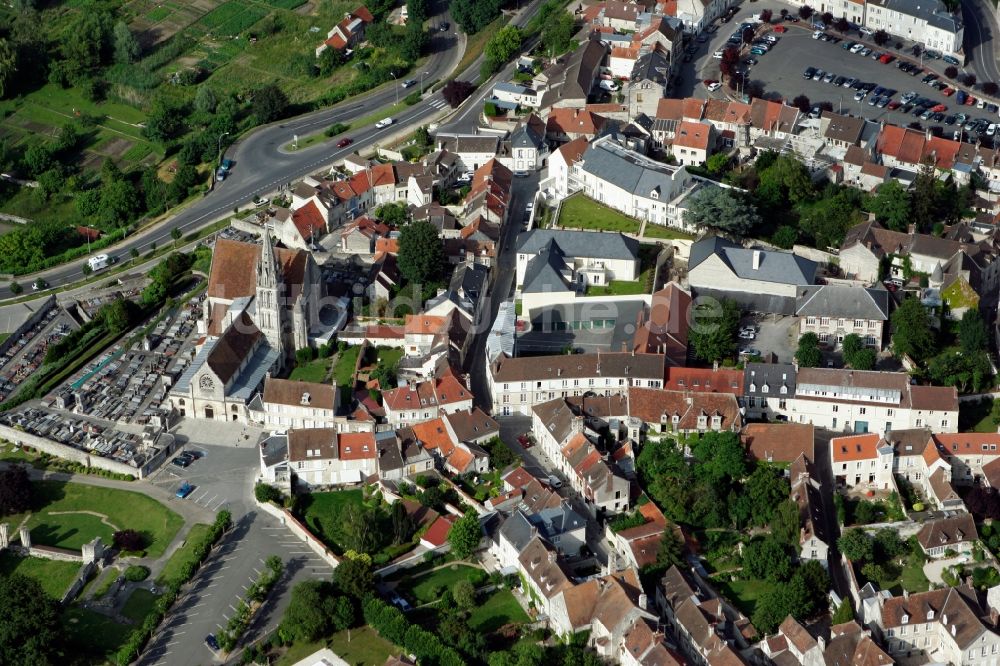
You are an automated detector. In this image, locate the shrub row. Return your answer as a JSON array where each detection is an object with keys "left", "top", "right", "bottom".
[
  {"left": 217, "top": 556, "right": 284, "bottom": 653},
  {"left": 115, "top": 511, "right": 232, "bottom": 665},
  {"left": 362, "top": 596, "right": 464, "bottom": 666}
]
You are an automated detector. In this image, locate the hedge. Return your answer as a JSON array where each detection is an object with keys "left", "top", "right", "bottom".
[{"left": 362, "top": 596, "right": 464, "bottom": 666}]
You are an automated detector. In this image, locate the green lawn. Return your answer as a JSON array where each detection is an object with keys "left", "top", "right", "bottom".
[
  {"left": 396, "top": 563, "right": 483, "bottom": 604},
  {"left": 557, "top": 193, "right": 641, "bottom": 234},
  {"left": 288, "top": 355, "right": 332, "bottom": 383},
  {"left": 297, "top": 489, "right": 365, "bottom": 555},
  {"left": 712, "top": 578, "right": 779, "bottom": 619},
  {"left": 277, "top": 626, "right": 399, "bottom": 666},
  {"left": 156, "top": 523, "right": 212, "bottom": 588},
  {"left": 377, "top": 347, "right": 403, "bottom": 369},
  {"left": 587, "top": 279, "right": 647, "bottom": 297},
  {"left": 63, "top": 605, "right": 134, "bottom": 660},
  {"left": 643, "top": 224, "right": 695, "bottom": 241},
  {"left": 0, "top": 552, "right": 81, "bottom": 600},
  {"left": 468, "top": 589, "right": 530, "bottom": 633},
  {"left": 333, "top": 346, "right": 362, "bottom": 388},
  {"left": 960, "top": 398, "right": 998, "bottom": 433},
  {"left": 121, "top": 588, "right": 160, "bottom": 624},
  {"left": 24, "top": 481, "right": 182, "bottom": 557},
  {"left": 329, "top": 626, "right": 400, "bottom": 665}
]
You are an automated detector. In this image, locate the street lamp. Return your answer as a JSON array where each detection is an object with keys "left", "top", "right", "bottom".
[
  {"left": 217, "top": 131, "right": 230, "bottom": 164},
  {"left": 390, "top": 71, "right": 399, "bottom": 105}
]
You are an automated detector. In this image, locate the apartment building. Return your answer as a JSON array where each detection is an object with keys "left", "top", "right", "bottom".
[
  {"left": 259, "top": 378, "right": 339, "bottom": 431},
  {"left": 488, "top": 352, "right": 665, "bottom": 417},
  {"left": 795, "top": 284, "right": 890, "bottom": 348}
]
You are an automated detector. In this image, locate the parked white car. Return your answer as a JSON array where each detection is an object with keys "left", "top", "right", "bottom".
[
  {"left": 713, "top": 49, "right": 725, "bottom": 59},
  {"left": 706, "top": 81, "right": 722, "bottom": 92},
  {"left": 599, "top": 79, "right": 620, "bottom": 92}
]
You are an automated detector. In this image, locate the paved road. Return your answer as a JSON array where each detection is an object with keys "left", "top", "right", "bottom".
[
  {"left": 138, "top": 442, "right": 331, "bottom": 666},
  {"left": 962, "top": 0, "right": 1000, "bottom": 86}
]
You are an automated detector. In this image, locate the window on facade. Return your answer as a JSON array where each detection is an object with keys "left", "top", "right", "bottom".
[
  {"left": 833, "top": 405, "right": 839, "bottom": 413},
  {"left": 859, "top": 407, "right": 866, "bottom": 415},
  {"left": 779, "top": 399, "right": 786, "bottom": 410},
  {"left": 854, "top": 319, "right": 864, "bottom": 328}
]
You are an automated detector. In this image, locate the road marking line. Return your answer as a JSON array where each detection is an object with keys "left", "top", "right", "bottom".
[
  {"left": 229, "top": 604, "right": 238, "bottom": 612},
  {"left": 242, "top": 584, "right": 249, "bottom": 590},
  {"left": 253, "top": 567, "right": 262, "bottom": 575}
]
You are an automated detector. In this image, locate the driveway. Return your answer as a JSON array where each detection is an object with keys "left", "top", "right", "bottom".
[{"left": 741, "top": 314, "right": 798, "bottom": 363}]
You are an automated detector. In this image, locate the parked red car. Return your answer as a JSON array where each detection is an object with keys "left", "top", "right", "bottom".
[
  {"left": 966, "top": 95, "right": 977, "bottom": 106},
  {"left": 517, "top": 434, "right": 532, "bottom": 448},
  {"left": 772, "top": 25, "right": 787, "bottom": 32},
  {"left": 887, "top": 100, "right": 901, "bottom": 110},
  {"left": 879, "top": 53, "right": 895, "bottom": 64},
  {"left": 931, "top": 103, "right": 947, "bottom": 113},
  {"left": 337, "top": 137, "right": 353, "bottom": 148},
  {"left": 942, "top": 87, "right": 955, "bottom": 96}
]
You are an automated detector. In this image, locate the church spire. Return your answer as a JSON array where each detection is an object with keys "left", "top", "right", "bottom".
[{"left": 257, "top": 230, "right": 279, "bottom": 289}]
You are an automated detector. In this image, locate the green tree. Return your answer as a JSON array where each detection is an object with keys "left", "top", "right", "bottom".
[
  {"left": 770, "top": 499, "right": 801, "bottom": 547},
  {"left": 868, "top": 180, "right": 911, "bottom": 231},
  {"left": 253, "top": 83, "right": 289, "bottom": 125},
  {"left": 742, "top": 537, "right": 793, "bottom": 581},
  {"left": 194, "top": 85, "right": 218, "bottom": 114},
  {"left": 280, "top": 581, "right": 341, "bottom": 642},
  {"left": 690, "top": 432, "right": 748, "bottom": 486},
  {"left": 772, "top": 225, "right": 798, "bottom": 249},
  {"left": 848, "top": 348, "right": 876, "bottom": 370},
  {"left": 8, "top": 281, "right": 21, "bottom": 295},
  {"left": 683, "top": 186, "right": 761, "bottom": 237},
  {"left": 453, "top": 579, "right": 477, "bottom": 610},
  {"left": 688, "top": 298, "right": 739, "bottom": 363},
  {"left": 911, "top": 159, "right": 937, "bottom": 231},
  {"left": 390, "top": 500, "right": 414, "bottom": 545},
  {"left": 171, "top": 226, "right": 182, "bottom": 247},
  {"left": 746, "top": 464, "right": 790, "bottom": 526},
  {"left": 795, "top": 332, "right": 822, "bottom": 367},
  {"left": 798, "top": 186, "right": 864, "bottom": 249},
  {"left": 339, "top": 503, "right": 382, "bottom": 554},
  {"left": 838, "top": 527, "right": 874, "bottom": 562},
  {"left": 0, "top": 39, "right": 17, "bottom": 99},
  {"left": 333, "top": 551, "right": 374, "bottom": 598},
  {"left": 959, "top": 308, "right": 988, "bottom": 355},
  {"left": 656, "top": 529, "right": 685, "bottom": 569},
  {"left": 376, "top": 202, "right": 408, "bottom": 226},
  {"left": 451, "top": 0, "right": 503, "bottom": 33},
  {"left": 483, "top": 25, "right": 522, "bottom": 76},
  {"left": 706, "top": 152, "right": 730, "bottom": 176},
  {"left": 832, "top": 600, "right": 855, "bottom": 624},
  {"left": 0, "top": 573, "right": 61, "bottom": 664},
  {"left": 891, "top": 297, "right": 937, "bottom": 362},
  {"left": 398, "top": 220, "right": 444, "bottom": 284},
  {"left": 448, "top": 510, "right": 482, "bottom": 558},
  {"left": 0, "top": 464, "right": 31, "bottom": 516},
  {"left": 541, "top": 11, "right": 575, "bottom": 57},
  {"left": 113, "top": 21, "right": 140, "bottom": 64}
]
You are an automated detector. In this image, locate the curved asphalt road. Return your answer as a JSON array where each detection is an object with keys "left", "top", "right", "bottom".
[
  {"left": 9, "top": 0, "right": 545, "bottom": 300},
  {"left": 962, "top": 0, "right": 1000, "bottom": 86}
]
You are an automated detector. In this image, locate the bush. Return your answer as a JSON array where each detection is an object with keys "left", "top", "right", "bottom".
[
  {"left": 114, "top": 529, "right": 147, "bottom": 552},
  {"left": 124, "top": 565, "right": 150, "bottom": 582},
  {"left": 254, "top": 482, "right": 283, "bottom": 504},
  {"left": 404, "top": 91, "right": 421, "bottom": 105}
]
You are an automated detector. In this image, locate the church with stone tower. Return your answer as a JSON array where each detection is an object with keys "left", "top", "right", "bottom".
[{"left": 166, "top": 232, "right": 323, "bottom": 423}]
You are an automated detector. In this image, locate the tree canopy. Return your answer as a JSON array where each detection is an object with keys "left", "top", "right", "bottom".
[
  {"left": 795, "top": 332, "right": 822, "bottom": 368},
  {"left": 451, "top": 0, "right": 503, "bottom": 33},
  {"left": 280, "top": 581, "right": 353, "bottom": 643},
  {"left": 891, "top": 297, "right": 936, "bottom": 363},
  {"left": 683, "top": 186, "right": 760, "bottom": 237},
  {"left": 398, "top": 220, "right": 444, "bottom": 285},
  {"left": 0, "top": 573, "right": 62, "bottom": 665},
  {"left": 448, "top": 510, "right": 482, "bottom": 558},
  {"left": 688, "top": 298, "right": 739, "bottom": 363},
  {"left": 867, "top": 180, "right": 911, "bottom": 231},
  {"left": 0, "top": 464, "right": 30, "bottom": 517}
]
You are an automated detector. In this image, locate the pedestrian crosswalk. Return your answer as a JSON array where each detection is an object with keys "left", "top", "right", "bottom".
[{"left": 428, "top": 97, "right": 448, "bottom": 109}]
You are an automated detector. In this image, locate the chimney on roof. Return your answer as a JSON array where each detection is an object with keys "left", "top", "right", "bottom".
[
  {"left": 952, "top": 624, "right": 957, "bottom": 637},
  {"left": 639, "top": 593, "right": 648, "bottom": 610},
  {"left": 713, "top": 360, "right": 719, "bottom": 371},
  {"left": 752, "top": 250, "right": 762, "bottom": 270},
  {"left": 548, "top": 550, "right": 557, "bottom": 563}
]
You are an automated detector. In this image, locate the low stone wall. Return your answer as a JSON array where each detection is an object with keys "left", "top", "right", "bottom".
[
  {"left": 62, "top": 560, "right": 96, "bottom": 604},
  {"left": 254, "top": 498, "right": 339, "bottom": 569},
  {"left": 230, "top": 218, "right": 265, "bottom": 236},
  {"left": 0, "top": 424, "right": 141, "bottom": 478}
]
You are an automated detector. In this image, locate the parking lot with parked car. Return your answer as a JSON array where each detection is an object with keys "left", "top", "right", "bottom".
[{"left": 696, "top": 9, "right": 999, "bottom": 145}]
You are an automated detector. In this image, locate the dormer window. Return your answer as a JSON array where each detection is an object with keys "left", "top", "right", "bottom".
[
  {"left": 902, "top": 614, "right": 909, "bottom": 624},
  {"left": 749, "top": 383, "right": 756, "bottom": 392},
  {"left": 301, "top": 392, "right": 311, "bottom": 405},
  {"left": 761, "top": 384, "right": 769, "bottom": 394},
  {"left": 927, "top": 610, "right": 935, "bottom": 621},
  {"left": 780, "top": 385, "right": 787, "bottom": 394}
]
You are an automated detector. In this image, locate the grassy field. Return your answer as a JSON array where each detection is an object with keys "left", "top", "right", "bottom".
[
  {"left": 557, "top": 193, "right": 641, "bottom": 234},
  {"left": 960, "top": 398, "right": 998, "bottom": 433},
  {"left": 121, "top": 588, "right": 161, "bottom": 623},
  {"left": 156, "top": 522, "right": 212, "bottom": 587},
  {"left": 277, "top": 626, "right": 399, "bottom": 665},
  {"left": 23, "top": 481, "right": 182, "bottom": 557},
  {"left": 468, "top": 589, "right": 530, "bottom": 633},
  {"left": 288, "top": 355, "right": 332, "bottom": 382},
  {"left": 298, "top": 489, "right": 365, "bottom": 554},
  {"left": 396, "top": 563, "right": 483, "bottom": 604},
  {"left": 642, "top": 224, "right": 695, "bottom": 241},
  {"left": 0, "top": 552, "right": 81, "bottom": 600},
  {"left": 712, "top": 578, "right": 779, "bottom": 619},
  {"left": 63, "top": 605, "right": 134, "bottom": 660},
  {"left": 376, "top": 346, "right": 403, "bottom": 369},
  {"left": 333, "top": 345, "right": 362, "bottom": 387}
]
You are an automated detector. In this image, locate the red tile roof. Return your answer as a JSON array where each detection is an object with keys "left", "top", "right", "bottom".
[
  {"left": 420, "top": 514, "right": 455, "bottom": 547},
  {"left": 291, "top": 200, "right": 325, "bottom": 241},
  {"left": 831, "top": 433, "right": 880, "bottom": 462},
  {"left": 339, "top": 432, "right": 376, "bottom": 460},
  {"left": 663, "top": 367, "right": 742, "bottom": 395},
  {"left": 673, "top": 120, "right": 710, "bottom": 151}
]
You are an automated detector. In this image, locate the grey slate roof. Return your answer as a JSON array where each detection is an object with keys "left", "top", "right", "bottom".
[
  {"left": 578, "top": 136, "right": 685, "bottom": 198},
  {"left": 795, "top": 285, "right": 890, "bottom": 320},
  {"left": 744, "top": 363, "right": 797, "bottom": 397},
  {"left": 522, "top": 244, "right": 573, "bottom": 294},
  {"left": 868, "top": 0, "right": 962, "bottom": 32},
  {"left": 495, "top": 82, "right": 533, "bottom": 95},
  {"left": 632, "top": 49, "right": 669, "bottom": 84},
  {"left": 499, "top": 510, "right": 536, "bottom": 552},
  {"left": 511, "top": 119, "right": 545, "bottom": 149},
  {"left": 517, "top": 228, "right": 639, "bottom": 262},
  {"left": 689, "top": 236, "right": 818, "bottom": 286}
]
